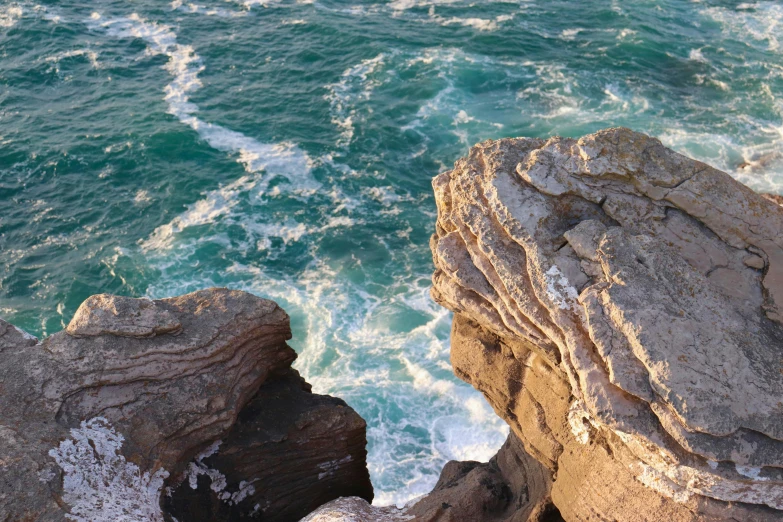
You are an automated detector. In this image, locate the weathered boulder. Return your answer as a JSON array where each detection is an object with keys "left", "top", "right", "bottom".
[
  {"left": 299, "top": 496, "right": 412, "bottom": 522},
  {"left": 0, "top": 288, "right": 372, "bottom": 521},
  {"left": 429, "top": 128, "right": 783, "bottom": 521},
  {"left": 402, "top": 431, "right": 559, "bottom": 522},
  {"left": 303, "top": 429, "right": 560, "bottom": 522},
  {"left": 164, "top": 368, "right": 373, "bottom": 521}
]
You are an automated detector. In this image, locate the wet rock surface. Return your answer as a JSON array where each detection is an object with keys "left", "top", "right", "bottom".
[{"left": 429, "top": 128, "right": 783, "bottom": 521}]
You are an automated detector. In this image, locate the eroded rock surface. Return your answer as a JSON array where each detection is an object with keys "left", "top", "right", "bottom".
[
  {"left": 402, "top": 432, "right": 560, "bottom": 522},
  {"left": 430, "top": 129, "right": 783, "bottom": 521},
  {"left": 0, "top": 288, "right": 371, "bottom": 521},
  {"left": 164, "top": 368, "right": 373, "bottom": 522},
  {"left": 763, "top": 193, "right": 783, "bottom": 207},
  {"left": 304, "top": 421, "right": 559, "bottom": 522}
]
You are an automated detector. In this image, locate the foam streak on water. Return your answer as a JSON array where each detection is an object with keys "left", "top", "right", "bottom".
[{"left": 95, "top": 13, "right": 316, "bottom": 206}]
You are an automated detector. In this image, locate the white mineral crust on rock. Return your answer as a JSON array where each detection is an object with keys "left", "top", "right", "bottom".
[{"left": 49, "top": 417, "right": 169, "bottom": 522}]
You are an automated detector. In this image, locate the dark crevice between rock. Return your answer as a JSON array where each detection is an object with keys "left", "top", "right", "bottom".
[{"left": 162, "top": 368, "right": 372, "bottom": 522}]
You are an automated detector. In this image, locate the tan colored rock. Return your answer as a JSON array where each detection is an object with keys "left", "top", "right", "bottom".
[
  {"left": 300, "top": 496, "right": 412, "bottom": 522},
  {"left": 762, "top": 193, "right": 783, "bottom": 207},
  {"left": 430, "top": 129, "right": 783, "bottom": 521},
  {"left": 65, "top": 294, "right": 182, "bottom": 337}
]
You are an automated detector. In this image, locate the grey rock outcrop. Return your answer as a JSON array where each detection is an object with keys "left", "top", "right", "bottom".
[
  {"left": 65, "top": 294, "right": 182, "bottom": 338},
  {"left": 0, "top": 288, "right": 372, "bottom": 521},
  {"left": 428, "top": 128, "right": 783, "bottom": 521}
]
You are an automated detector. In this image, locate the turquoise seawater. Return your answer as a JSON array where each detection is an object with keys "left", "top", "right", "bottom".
[{"left": 2, "top": 0, "right": 782, "bottom": 506}]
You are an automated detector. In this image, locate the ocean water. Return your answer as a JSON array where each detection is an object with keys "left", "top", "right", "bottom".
[{"left": 1, "top": 0, "right": 782, "bottom": 507}]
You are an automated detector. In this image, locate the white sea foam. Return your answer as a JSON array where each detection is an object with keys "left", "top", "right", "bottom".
[
  {"left": 703, "top": 2, "right": 783, "bottom": 52},
  {"left": 365, "top": 186, "right": 413, "bottom": 206},
  {"left": 94, "top": 13, "right": 316, "bottom": 250},
  {"left": 326, "top": 54, "right": 387, "bottom": 147},
  {"left": 689, "top": 48, "right": 707, "bottom": 63},
  {"left": 96, "top": 13, "right": 314, "bottom": 180},
  {"left": 399, "top": 49, "right": 463, "bottom": 132},
  {"left": 429, "top": 10, "right": 513, "bottom": 32},
  {"left": 393, "top": 48, "right": 511, "bottom": 144},
  {"left": 13, "top": 325, "right": 38, "bottom": 342},
  {"left": 171, "top": 1, "right": 246, "bottom": 18},
  {"left": 140, "top": 175, "right": 254, "bottom": 251},
  {"left": 516, "top": 62, "right": 581, "bottom": 117},
  {"left": 44, "top": 49, "right": 101, "bottom": 71},
  {"left": 559, "top": 28, "right": 583, "bottom": 40},
  {"left": 388, "top": 0, "right": 461, "bottom": 11},
  {"left": 0, "top": 4, "right": 23, "bottom": 27},
  {"left": 659, "top": 127, "right": 783, "bottom": 193},
  {"left": 232, "top": 0, "right": 283, "bottom": 8},
  {"left": 435, "top": 16, "right": 496, "bottom": 31}
]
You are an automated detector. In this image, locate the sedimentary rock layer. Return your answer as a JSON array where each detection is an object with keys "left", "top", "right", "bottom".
[
  {"left": 430, "top": 128, "right": 783, "bottom": 520},
  {"left": 164, "top": 368, "right": 373, "bottom": 522},
  {"left": 0, "top": 288, "right": 371, "bottom": 521}
]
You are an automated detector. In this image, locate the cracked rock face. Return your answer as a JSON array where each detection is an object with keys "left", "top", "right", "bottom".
[
  {"left": 430, "top": 128, "right": 783, "bottom": 520},
  {"left": 0, "top": 288, "right": 371, "bottom": 521}
]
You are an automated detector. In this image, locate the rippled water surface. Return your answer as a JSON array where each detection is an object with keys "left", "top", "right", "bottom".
[{"left": 1, "top": 0, "right": 782, "bottom": 505}]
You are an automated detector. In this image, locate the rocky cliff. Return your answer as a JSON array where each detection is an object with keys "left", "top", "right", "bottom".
[
  {"left": 429, "top": 128, "right": 783, "bottom": 521},
  {"left": 5, "top": 128, "right": 783, "bottom": 522},
  {"left": 306, "top": 128, "right": 783, "bottom": 522},
  {"left": 0, "top": 288, "right": 372, "bottom": 521}
]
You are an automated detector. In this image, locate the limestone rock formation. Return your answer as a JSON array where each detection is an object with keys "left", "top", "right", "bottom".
[
  {"left": 0, "top": 288, "right": 372, "bottom": 521},
  {"left": 429, "top": 128, "right": 783, "bottom": 521}
]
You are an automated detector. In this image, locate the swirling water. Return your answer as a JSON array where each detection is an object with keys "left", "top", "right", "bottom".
[{"left": 1, "top": 0, "right": 781, "bottom": 506}]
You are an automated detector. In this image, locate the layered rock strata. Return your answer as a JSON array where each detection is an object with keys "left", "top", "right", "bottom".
[
  {"left": 0, "top": 288, "right": 371, "bottom": 521},
  {"left": 429, "top": 128, "right": 783, "bottom": 521},
  {"left": 164, "top": 368, "right": 372, "bottom": 521}
]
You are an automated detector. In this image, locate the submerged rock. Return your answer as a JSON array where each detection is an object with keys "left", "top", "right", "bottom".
[
  {"left": 429, "top": 128, "right": 783, "bottom": 520},
  {"left": 0, "top": 288, "right": 371, "bottom": 521}
]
